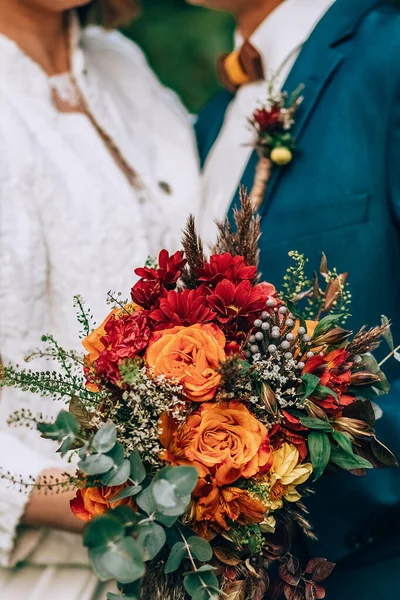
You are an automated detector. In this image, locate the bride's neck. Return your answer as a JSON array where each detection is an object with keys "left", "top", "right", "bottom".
[{"left": 0, "top": 1, "right": 70, "bottom": 76}]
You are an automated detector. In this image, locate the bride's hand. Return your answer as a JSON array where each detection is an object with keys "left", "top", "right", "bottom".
[{"left": 21, "top": 468, "right": 84, "bottom": 534}]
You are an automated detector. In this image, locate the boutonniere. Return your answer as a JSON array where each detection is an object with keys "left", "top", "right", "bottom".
[{"left": 249, "top": 82, "right": 304, "bottom": 210}]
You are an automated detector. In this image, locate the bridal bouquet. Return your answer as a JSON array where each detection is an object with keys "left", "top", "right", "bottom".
[{"left": 2, "top": 194, "right": 397, "bottom": 600}]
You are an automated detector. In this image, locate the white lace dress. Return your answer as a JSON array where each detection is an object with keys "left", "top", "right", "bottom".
[{"left": 0, "top": 23, "right": 201, "bottom": 600}]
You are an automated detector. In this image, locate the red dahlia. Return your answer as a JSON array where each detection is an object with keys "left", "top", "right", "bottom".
[
  {"left": 207, "top": 279, "right": 269, "bottom": 334},
  {"left": 131, "top": 250, "right": 187, "bottom": 309},
  {"left": 149, "top": 286, "right": 215, "bottom": 330},
  {"left": 135, "top": 250, "right": 186, "bottom": 290},
  {"left": 94, "top": 311, "right": 151, "bottom": 384},
  {"left": 196, "top": 253, "right": 258, "bottom": 287}
]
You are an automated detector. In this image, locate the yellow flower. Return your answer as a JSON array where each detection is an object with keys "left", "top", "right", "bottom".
[
  {"left": 267, "top": 443, "right": 313, "bottom": 510},
  {"left": 270, "top": 147, "right": 293, "bottom": 166}
]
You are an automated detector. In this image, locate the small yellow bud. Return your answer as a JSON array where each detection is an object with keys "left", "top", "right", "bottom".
[{"left": 270, "top": 146, "right": 293, "bottom": 166}]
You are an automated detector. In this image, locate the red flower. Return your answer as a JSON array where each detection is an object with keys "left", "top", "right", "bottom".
[
  {"left": 196, "top": 253, "right": 257, "bottom": 287},
  {"left": 94, "top": 312, "right": 151, "bottom": 384},
  {"left": 303, "top": 349, "right": 354, "bottom": 414},
  {"left": 253, "top": 104, "right": 282, "bottom": 131},
  {"left": 149, "top": 286, "right": 215, "bottom": 330},
  {"left": 131, "top": 250, "right": 186, "bottom": 309},
  {"left": 130, "top": 278, "right": 162, "bottom": 310},
  {"left": 270, "top": 421, "right": 308, "bottom": 462},
  {"left": 207, "top": 279, "right": 269, "bottom": 335},
  {"left": 135, "top": 250, "right": 186, "bottom": 289}
]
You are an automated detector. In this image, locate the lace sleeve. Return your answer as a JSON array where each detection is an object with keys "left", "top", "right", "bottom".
[{"left": 0, "top": 99, "right": 61, "bottom": 567}]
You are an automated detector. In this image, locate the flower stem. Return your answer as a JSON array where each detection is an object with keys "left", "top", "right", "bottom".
[{"left": 250, "top": 156, "right": 271, "bottom": 211}]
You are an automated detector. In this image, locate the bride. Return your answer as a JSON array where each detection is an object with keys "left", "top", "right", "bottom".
[{"left": 0, "top": 0, "right": 201, "bottom": 598}]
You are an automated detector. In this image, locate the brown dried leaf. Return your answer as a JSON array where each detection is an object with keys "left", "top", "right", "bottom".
[
  {"left": 320, "top": 253, "right": 328, "bottom": 278},
  {"left": 224, "top": 580, "right": 247, "bottom": 600},
  {"left": 261, "top": 383, "right": 279, "bottom": 415},
  {"left": 324, "top": 273, "right": 347, "bottom": 311},
  {"left": 305, "top": 400, "right": 330, "bottom": 422},
  {"left": 214, "top": 546, "right": 242, "bottom": 566}
]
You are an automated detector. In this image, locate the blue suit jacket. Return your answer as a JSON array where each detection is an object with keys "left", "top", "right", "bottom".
[{"left": 196, "top": 0, "right": 400, "bottom": 590}]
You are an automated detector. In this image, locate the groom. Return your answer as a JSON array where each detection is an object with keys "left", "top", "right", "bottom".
[{"left": 192, "top": 0, "right": 400, "bottom": 597}]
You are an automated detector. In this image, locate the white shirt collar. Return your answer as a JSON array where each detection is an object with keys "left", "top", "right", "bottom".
[{"left": 235, "top": 0, "right": 336, "bottom": 78}]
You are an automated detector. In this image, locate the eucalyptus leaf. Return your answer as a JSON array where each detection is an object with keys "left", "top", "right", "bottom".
[
  {"left": 192, "top": 589, "right": 210, "bottom": 600},
  {"left": 155, "top": 513, "right": 179, "bottom": 528},
  {"left": 308, "top": 431, "right": 331, "bottom": 480},
  {"left": 84, "top": 514, "right": 125, "bottom": 549},
  {"left": 90, "top": 537, "right": 145, "bottom": 584},
  {"left": 184, "top": 570, "right": 219, "bottom": 596},
  {"left": 188, "top": 536, "right": 213, "bottom": 562},
  {"left": 92, "top": 423, "right": 117, "bottom": 453},
  {"left": 101, "top": 459, "right": 130, "bottom": 487},
  {"left": 129, "top": 451, "right": 146, "bottom": 485},
  {"left": 106, "top": 442, "right": 126, "bottom": 466},
  {"left": 164, "top": 541, "right": 187, "bottom": 574},
  {"left": 137, "top": 522, "right": 166, "bottom": 562},
  {"left": 110, "top": 485, "right": 142, "bottom": 503},
  {"left": 159, "top": 466, "right": 198, "bottom": 497},
  {"left": 38, "top": 410, "right": 80, "bottom": 451},
  {"left": 78, "top": 453, "right": 114, "bottom": 476},
  {"left": 153, "top": 479, "right": 177, "bottom": 509},
  {"left": 136, "top": 485, "right": 157, "bottom": 516}
]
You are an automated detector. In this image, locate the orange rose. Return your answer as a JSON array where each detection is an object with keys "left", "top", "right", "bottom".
[
  {"left": 145, "top": 323, "right": 226, "bottom": 402},
  {"left": 83, "top": 303, "right": 141, "bottom": 364},
  {"left": 192, "top": 483, "right": 267, "bottom": 539},
  {"left": 70, "top": 485, "right": 134, "bottom": 522},
  {"left": 185, "top": 401, "right": 272, "bottom": 486}
]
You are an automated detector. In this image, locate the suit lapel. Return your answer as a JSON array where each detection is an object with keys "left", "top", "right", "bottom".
[
  {"left": 195, "top": 89, "right": 234, "bottom": 168},
  {"left": 229, "top": 0, "right": 380, "bottom": 219}
]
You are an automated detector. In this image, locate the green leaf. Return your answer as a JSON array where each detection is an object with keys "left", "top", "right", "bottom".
[
  {"left": 313, "top": 313, "right": 344, "bottom": 338},
  {"left": 295, "top": 414, "right": 333, "bottom": 431},
  {"left": 159, "top": 466, "right": 198, "bottom": 497},
  {"left": 78, "top": 453, "right": 114, "bottom": 476},
  {"left": 331, "top": 431, "right": 353, "bottom": 454},
  {"left": 137, "top": 522, "right": 166, "bottom": 561},
  {"left": 38, "top": 410, "right": 80, "bottom": 455},
  {"left": 188, "top": 536, "right": 213, "bottom": 562},
  {"left": 315, "top": 385, "right": 339, "bottom": 402},
  {"left": 90, "top": 537, "right": 145, "bottom": 584},
  {"left": 92, "top": 423, "right": 117, "bottom": 453},
  {"left": 153, "top": 479, "right": 177, "bottom": 508},
  {"left": 164, "top": 541, "right": 187, "bottom": 574},
  {"left": 330, "top": 447, "right": 373, "bottom": 471},
  {"left": 129, "top": 451, "right": 146, "bottom": 485},
  {"left": 84, "top": 514, "right": 124, "bottom": 549},
  {"left": 111, "top": 506, "right": 141, "bottom": 528},
  {"left": 107, "top": 594, "right": 137, "bottom": 600},
  {"left": 308, "top": 431, "right": 331, "bottom": 480},
  {"left": 155, "top": 513, "right": 179, "bottom": 528},
  {"left": 300, "top": 373, "right": 320, "bottom": 399},
  {"left": 101, "top": 459, "right": 131, "bottom": 487},
  {"left": 184, "top": 570, "right": 219, "bottom": 596},
  {"left": 110, "top": 485, "right": 143, "bottom": 503},
  {"left": 192, "top": 589, "right": 210, "bottom": 600},
  {"left": 381, "top": 315, "right": 394, "bottom": 351},
  {"left": 136, "top": 485, "right": 157, "bottom": 516},
  {"left": 106, "top": 442, "right": 126, "bottom": 466}
]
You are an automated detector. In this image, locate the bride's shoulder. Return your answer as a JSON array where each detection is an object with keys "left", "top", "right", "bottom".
[{"left": 81, "top": 27, "right": 190, "bottom": 123}]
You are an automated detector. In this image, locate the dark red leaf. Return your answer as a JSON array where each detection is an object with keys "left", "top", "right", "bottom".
[
  {"left": 315, "top": 584, "right": 326, "bottom": 599},
  {"left": 283, "top": 583, "right": 304, "bottom": 600},
  {"left": 305, "top": 582, "right": 316, "bottom": 600},
  {"left": 268, "top": 579, "right": 284, "bottom": 600},
  {"left": 305, "top": 558, "right": 335, "bottom": 582},
  {"left": 280, "top": 556, "right": 301, "bottom": 586}
]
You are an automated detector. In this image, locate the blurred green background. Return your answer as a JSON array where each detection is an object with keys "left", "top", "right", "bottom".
[{"left": 122, "top": 0, "right": 234, "bottom": 112}]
